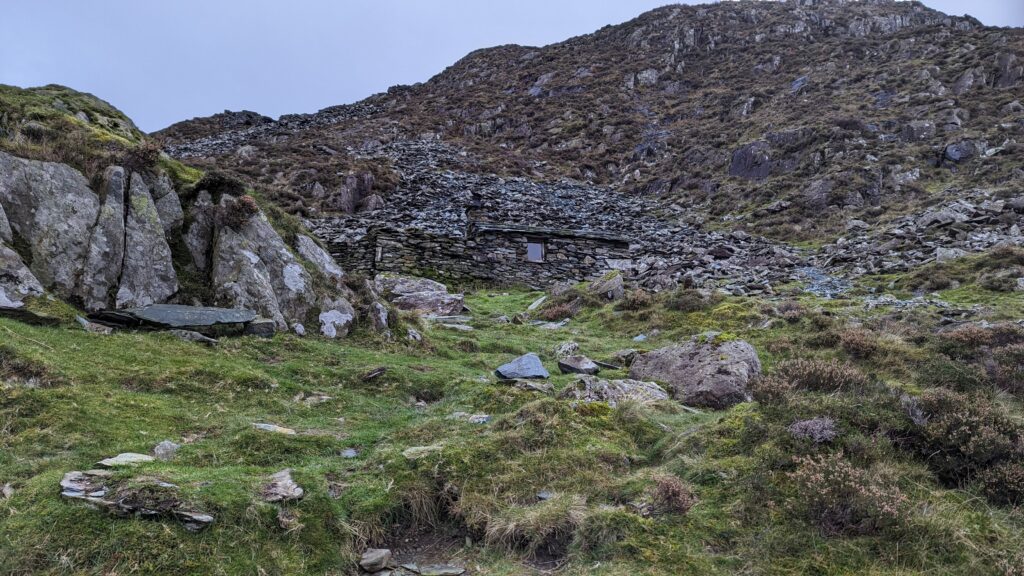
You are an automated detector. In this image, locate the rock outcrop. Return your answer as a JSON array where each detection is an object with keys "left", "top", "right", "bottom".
[{"left": 0, "top": 149, "right": 360, "bottom": 336}]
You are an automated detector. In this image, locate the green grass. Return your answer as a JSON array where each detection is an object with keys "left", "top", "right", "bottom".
[{"left": 2, "top": 286, "right": 1024, "bottom": 575}]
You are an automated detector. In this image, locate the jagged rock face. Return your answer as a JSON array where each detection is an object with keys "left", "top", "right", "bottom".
[
  {"left": 77, "top": 167, "right": 126, "bottom": 311},
  {"left": 0, "top": 151, "right": 99, "bottom": 299},
  {"left": 116, "top": 172, "right": 178, "bottom": 308},
  {"left": 211, "top": 196, "right": 316, "bottom": 330},
  {"left": 0, "top": 241, "right": 43, "bottom": 308}
]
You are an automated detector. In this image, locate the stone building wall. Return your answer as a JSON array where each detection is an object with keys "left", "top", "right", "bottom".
[{"left": 324, "top": 225, "right": 632, "bottom": 286}]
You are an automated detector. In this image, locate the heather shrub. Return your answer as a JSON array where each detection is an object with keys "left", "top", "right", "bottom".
[
  {"left": 651, "top": 474, "right": 697, "bottom": 515},
  {"left": 774, "top": 300, "right": 807, "bottom": 323},
  {"left": 538, "top": 302, "right": 575, "bottom": 321},
  {"left": 788, "top": 453, "right": 909, "bottom": 535},
  {"left": 978, "top": 461, "right": 1024, "bottom": 506},
  {"left": 216, "top": 194, "right": 260, "bottom": 230},
  {"left": 615, "top": 288, "right": 653, "bottom": 311},
  {"left": 664, "top": 288, "right": 722, "bottom": 313},
  {"left": 993, "top": 344, "right": 1024, "bottom": 395},
  {"left": 749, "top": 375, "right": 794, "bottom": 404},
  {"left": 838, "top": 327, "right": 880, "bottom": 359},
  {"left": 775, "top": 358, "right": 870, "bottom": 392},
  {"left": 912, "top": 389, "right": 1024, "bottom": 484}
]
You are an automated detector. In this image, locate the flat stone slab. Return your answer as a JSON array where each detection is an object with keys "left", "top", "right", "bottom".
[
  {"left": 97, "top": 453, "right": 154, "bottom": 468},
  {"left": 90, "top": 304, "right": 258, "bottom": 331},
  {"left": 126, "top": 304, "right": 257, "bottom": 328}
]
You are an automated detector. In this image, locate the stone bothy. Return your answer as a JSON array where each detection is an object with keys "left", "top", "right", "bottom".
[
  {"left": 312, "top": 215, "right": 633, "bottom": 287},
  {"left": 306, "top": 141, "right": 800, "bottom": 291}
]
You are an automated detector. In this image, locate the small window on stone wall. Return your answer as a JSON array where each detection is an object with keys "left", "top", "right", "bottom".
[{"left": 526, "top": 241, "right": 545, "bottom": 263}]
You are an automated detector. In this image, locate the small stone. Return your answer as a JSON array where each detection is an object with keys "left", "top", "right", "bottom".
[
  {"left": 153, "top": 440, "right": 181, "bottom": 461},
  {"left": 262, "top": 469, "right": 304, "bottom": 502},
  {"left": 440, "top": 323, "right": 474, "bottom": 332},
  {"left": 341, "top": 448, "right": 359, "bottom": 459},
  {"left": 553, "top": 341, "right": 580, "bottom": 359},
  {"left": 360, "top": 548, "right": 393, "bottom": 572},
  {"left": 1, "top": 483, "right": 14, "bottom": 499},
  {"left": 558, "top": 355, "right": 600, "bottom": 375},
  {"left": 244, "top": 318, "right": 277, "bottom": 338},
  {"left": 406, "top": 328, "right": 423, "bottom": 342},
  {"left": 467, "top": 414, "right": 491, "bottom": 424},
  {"left": 253, "top": 423, "right": 297, "bottom": 435},
  {"left": 527, "top": 295, "right": 547, "bottom": 311},
  {"left": 402, "top": 444, "right": 444, "bottom": 460},
  {"left": 175, "top": 510, "right": 215, "bottom": 532},
  {"left": 537, "top": 490, "right": 555, "bottom": 501},
  {"left": 97, "top": 453, "right": 155, "bottom": 468},
  {"left": 167, "top": 329, "right": 218, "bottom": 346},
  {"left": 76, "top": 316, "right": 113, "bottom": 335}
]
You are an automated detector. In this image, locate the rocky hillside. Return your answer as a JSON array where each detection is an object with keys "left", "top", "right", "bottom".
[{"left": 157, "top": 0, "right": 1023, "bottom": 246}]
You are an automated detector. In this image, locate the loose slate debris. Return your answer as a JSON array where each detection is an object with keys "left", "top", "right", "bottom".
[
  {"left": 362, "top": 367, "right": 388, "bottom": 381},
  {"left": 59, "top": 470, "right": 214, "bottom": 532},
  {"left": 253, "top": 423, "right": 297, "bottom": 435},
  {"left": 168, "top": 329, "right": 219, "bottom": 346},
  {"left": 262, "top": 469, "right": 304, "bottom": 502}
]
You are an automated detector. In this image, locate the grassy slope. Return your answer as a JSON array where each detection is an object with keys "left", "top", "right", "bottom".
[{"left": 2, "top": 271, "right": 1024, "bottom": 575}]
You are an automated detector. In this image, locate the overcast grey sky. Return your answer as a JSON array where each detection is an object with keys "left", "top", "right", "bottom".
[{"left": 2, "top": 1, "right": 1022, "bottom": 132}]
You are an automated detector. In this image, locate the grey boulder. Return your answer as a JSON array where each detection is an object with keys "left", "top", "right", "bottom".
[
  {"left": 496, "top": 353, "right": 549, "bottom": 379},
  {"left": 629, "top": 337, "right": 761, "bottom": 409}
]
